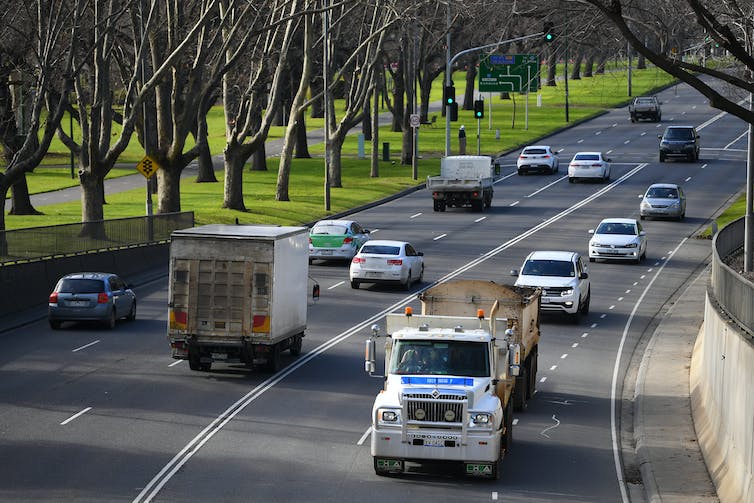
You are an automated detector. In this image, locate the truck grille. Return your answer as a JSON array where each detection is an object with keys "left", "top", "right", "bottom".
[{"left": 403, "top": 392, "right": 466, "bottom": 423}]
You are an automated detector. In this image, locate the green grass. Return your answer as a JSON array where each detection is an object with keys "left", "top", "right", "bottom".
[{"left": 6, "top": 64, "right": 679, "bottom": 230}]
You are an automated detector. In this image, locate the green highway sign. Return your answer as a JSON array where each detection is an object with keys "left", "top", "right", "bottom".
[{"left": 479, "top": 54, "right": 539, "bottom": 93}]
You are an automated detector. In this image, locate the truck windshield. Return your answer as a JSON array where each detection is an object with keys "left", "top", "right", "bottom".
[{"left": 390, "top": 340, "right": 489, "bottom": 377}]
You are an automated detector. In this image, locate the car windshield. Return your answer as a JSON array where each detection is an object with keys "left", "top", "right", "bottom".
[
  {"left": 389, "top": 340, "right": 490, "bottom": 377},
  {"left": 646, "top": 187, "right": 678, "bottom": 199},
  {"left": 360, "top": 245, "right": 400, "bottom": 255},
  {"left": 522, "top": 259, "right": 575, "bottom": 277},
  {"left": 574, "top": 154, "right": 599, "bottom": 161},
  {"left": 596, "top": 222, "right": 637, "bottom": 235},
  {"left": 312, "top": 224, "right": 348, "bottom": 235},
  {"left": 59, "top": 279, "right": 105, "bottom": 293},
  {"left": 523, "top": 148, "right": 547, "bottom": 155},
  {"left": 664, "top": 129, "right": 693, "bottom": 140}
]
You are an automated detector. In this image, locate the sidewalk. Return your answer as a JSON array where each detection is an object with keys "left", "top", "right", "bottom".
[{"left": 635, "top": 265, "right": 719, "bottom": 503}]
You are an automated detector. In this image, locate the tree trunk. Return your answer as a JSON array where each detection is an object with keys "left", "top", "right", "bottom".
[
  {"left": 157, "top": 165, "right": 182, "bottom": 213},
  {"left": 328, "top": 131, "right": 346, "bottom": 188},
  {"left": 584, "top": 53, "right": 595, "bottom": 77},
  {"left": 401, "top": 127, "right": 412, "bottom": 165},
  {"left": 294, "top": 113, "right": 311, "bottom": 158},
  {"left": 546, "top": 50, "right": 557, "bottom": 86},
  {"left": 253, "top": 145, "right": 267, "bottom": 170},
  {"left": 463, "top": 65, "right": 476, "bottom": 110},
  {"left": 570, "top": 52, "right": 583, "bottom": 80},
  {"left": 223, "top": 147, "right": 246, "bottom": 211},
  {"left": 79, "top": 168, "right": 107, "bottom": 240},
  {"left": 362, "top": 103, "right": 372, "bottom": 141},
  {"left": 371, "top": 83, "right": 379, "bottom": 178},
  {"left": 596, "top": 54, "right": 607, "bottom": 74},
  {"left": 8, "top": 176, "right": 42, "bottom": 215},
  {"left": 194, "top": 131, "right": 217, "bottom": 183}
]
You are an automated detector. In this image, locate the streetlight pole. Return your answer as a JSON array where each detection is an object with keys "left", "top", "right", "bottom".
[{"left": 323, "top": 0, "right": 331, "bottom": 211}]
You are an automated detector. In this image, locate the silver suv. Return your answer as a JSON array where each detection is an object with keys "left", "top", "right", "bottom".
[{"left": 511, "top": 250, "right": 591, "bottom": 323}]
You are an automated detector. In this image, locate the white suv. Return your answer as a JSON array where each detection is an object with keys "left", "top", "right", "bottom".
[{"left": 511, "top": 250, "right": 591, "bottom": 322}]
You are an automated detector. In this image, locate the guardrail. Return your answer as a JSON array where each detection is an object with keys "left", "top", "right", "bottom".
[
  {"left": 711, "top": 217, "right": 754, "bottom": 336},
  {"left": 0, "top": 212, "right": 194, "bottom": 265}
]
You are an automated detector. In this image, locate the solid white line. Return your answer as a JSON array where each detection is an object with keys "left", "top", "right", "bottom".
[
  {"left": 72, "top": 340, "right": 100, "bottom": 353},
  {"left": 724, "top": 130, "right": 747, "bottom": 150},
  {"left": 134, "top": 162, "right": 650, "bottom": 503},
  {"left": 61, "top": 407, "right": 92, "bottom": 425},
  {"left": 474, "top": 216, "right": 487, "bottom": 223},
  {"left": 357, "top": 427, "right": 371, "bottom": 446},
  {"left": 610, "top": 238, "right": 686, "bottom": 503},
  {"left": 328, "top": 281, "right": 345, "bottom": 290},
  {"left": 168, "top": 360, "right": 182, "bottom": 367},
  {"left": 540, "top": 415, "right": 560, "bottom": 438},
  {"left": 409, "top": 213, "right": 422, "bottom": 219},
  {"left": 509, "top": 201, "right": 519, "bottom": 207},
  {"left": 492, "top": 172, "right": 518, "bottom": 185},
  {"left": 433, "top": 234, "right": 447, "bottom": 241}
]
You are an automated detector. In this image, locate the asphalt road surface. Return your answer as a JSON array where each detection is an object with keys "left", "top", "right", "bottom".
[{"left": 0, "top": 80, "right": 746, "bottom": 502}]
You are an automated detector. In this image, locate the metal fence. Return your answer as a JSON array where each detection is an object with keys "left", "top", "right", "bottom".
[
  {"left": 711, "top": 217, "right": 754, "bottom": 336},
  {"left": 0, "top": 212, "right": 194, "bottom": 265}
]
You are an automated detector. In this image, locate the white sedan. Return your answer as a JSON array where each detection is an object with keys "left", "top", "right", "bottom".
[
  {"left": 349, "top": 240, "right": 424, "bottom": 290},
  {"left": 588, "top": 218, "right": 647, "bottom": 264},
  {"left": 516, "top": 145, "right": 559, "bottom": 175},
  {"left": 568, "top": 152, "right": 611, "bottom": 183}
]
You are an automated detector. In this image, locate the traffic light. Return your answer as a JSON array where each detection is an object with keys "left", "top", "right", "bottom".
[
  {"left": 474, "top": 99, "right": 484, "bottom": 119},
  {"left": 449, "top": 102, "right": 458, "bottom": 121},
  {"left": 544, "top": 21, "right": 555, "bottom": 43},
  {"left": 444, "top": 85, "right": 456, "bottom": 107}
]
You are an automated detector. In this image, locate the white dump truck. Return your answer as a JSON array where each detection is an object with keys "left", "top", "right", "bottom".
[
  {"left": 364, "top": 279, "right": 541, "bottom": 478},
  {"left": 167, "top": 224, "right": 314, "bottom": 372},
  {"left": 426, "top": 155, "right": 494, "bottom": 212}
]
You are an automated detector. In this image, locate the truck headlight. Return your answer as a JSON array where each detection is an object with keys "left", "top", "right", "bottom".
[
  {"left": 469, "top": 412, "right": 492, "bottom": 426},
  {"left": 378, "top": 408, "right": 401, "bottom": 425}
]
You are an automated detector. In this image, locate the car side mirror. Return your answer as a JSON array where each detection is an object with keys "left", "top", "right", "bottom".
[
  {"left": 579, "top": 272, "right": 589, "bottom": 280},
  {"left": 657, "top": 134, "right": 662, "bottom": 139},
  {"left": 364, "top": 229, "right": 371, "bottom": 234},
  {"left": 588, "top": 229, "right": 595, "bottom": 235},
  {"left": 606, "top": 158, "right": 612, "bottom": 162},
  {"left": 510, "top": 269, "right": 519, "bottom": 277},
  {"left": 639, "top": 231, "right": 646, "bottom": 236}
]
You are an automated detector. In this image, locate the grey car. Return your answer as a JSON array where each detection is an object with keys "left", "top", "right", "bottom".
[
  {"left": 48, "top": 272, "right": 136, "bottom": 329},
  {"left": 640, "top": 183, "right": 686, "bottom": 220}
]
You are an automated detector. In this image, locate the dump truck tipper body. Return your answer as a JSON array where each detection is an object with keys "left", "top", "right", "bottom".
[{"left": 167, "top": 224, "right": 309, "bottom": 372}]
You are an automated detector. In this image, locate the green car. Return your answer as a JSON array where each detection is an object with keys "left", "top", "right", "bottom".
[{"left": 309, "top": 219, "right": 371, "bottom": 264}]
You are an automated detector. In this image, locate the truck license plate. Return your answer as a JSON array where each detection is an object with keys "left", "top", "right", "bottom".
[
  {"left": 211, "top": 353, "right": 227, "bottom": 360},
  {"left": 465, "top": 463, "right": 494, "bottom": 477}
]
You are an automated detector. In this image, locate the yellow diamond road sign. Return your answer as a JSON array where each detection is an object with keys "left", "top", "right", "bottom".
[{"left": 137, "top": 155, "right": 160, "bottom": 179}]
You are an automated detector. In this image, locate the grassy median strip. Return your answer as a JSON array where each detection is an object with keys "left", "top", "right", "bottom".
[{"left": 7, "top": 66, "right": 677, "bottom": 229}]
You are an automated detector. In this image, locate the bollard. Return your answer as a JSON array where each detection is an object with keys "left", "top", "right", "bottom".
[{"left": 382, "top": 142, "right": 390, "bottom": 161}]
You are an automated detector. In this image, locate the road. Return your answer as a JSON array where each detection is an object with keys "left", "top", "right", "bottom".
[{"left": 0, "top": 81, "right": 746, "bottom": 502}]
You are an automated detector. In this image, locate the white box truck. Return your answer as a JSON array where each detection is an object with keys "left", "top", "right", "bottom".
[
  {"left": 426, "top": 155, "right": 494, "bottom": 212},
  {"left": 167, "top": 224, "right": 311, "bottom": 372},
  {"left": 364, "top": 279, "right": 541, "bottom": 479}
]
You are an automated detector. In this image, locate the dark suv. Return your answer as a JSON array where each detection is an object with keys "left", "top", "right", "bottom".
[{"left": 658, "top": 126, "right": 700, "bottom": 162}]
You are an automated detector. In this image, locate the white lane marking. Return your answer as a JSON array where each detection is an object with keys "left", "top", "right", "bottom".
[
  {"left": 591, "top": 323, "right": 598, "bottom": 328},
  {"left": 571, "top": 343, "right": 578, "bottom": 348},
  {"left": 577, "top": 139, "right": 584, "bottom": 143},
  {"left": 609, "top": 305, "right": 615, "bottom": 310},
  {"left": 607, "top": 149, "right": 613, "bottom": 154},
  {"left": 640, "top": 275, "right": 646, "bottom": 279},
  {"left": 540, "top": 415, "right": 560, "bottom": 438},
  {"left": 134, "top": 163, "right": 651, "bottom": 503},
  {"left": 623, "top": 140, "right": 630, "bottom": 144},
  {"left": 581, "top": 333, "right": 588, "bottom": 338},
  {"left": 625, "top": 290, "right": 631, "bottom": 294},
  {"left": 492, "top": 171, "right": 518, "bottom": 185},
  {"left": 433, "top": 234, "right": 447, "bottom": 241},
  {"left": 550, "top": 365, "right": 557, "bottom": 371},
  {"left": 512, "top": 418, "right": 519, "bottom": 426},
  {"left": 370, "top": 229, "right": 379, "bottom": 233},
  {"left": 72, "top": 340, "right": 100, "bottom": 353},
  {"left": 640, "top": 132, "right": 646, "bottom": 136},
  {"left": 685, "top": 177, "right": 692, "bottom": 182},
  {"left": 633, "top": 282, "right": 639, "bottom": 286},
  {"left": 540, "top": 377, "right": 547, "bottom": 383},
  {"left": 357, "top": 427, "right": 371, "bottom": 446},
  {"left": 725, "top": 131, "right": 747, "bottom": 149},
  {"left": 409, "top": 213, "right": 422, "bottom": 219},
  {"left": 618, "top": 297, "right": 624, "bottom": 301},
  {"left": 492, "top": 492, "right": 499, "bottom": 501},
  {"left": 560, "top": 353, "right": 568, "bottom": 359},
  {"left": 474, "top": 216, "right": 487, "bottom": 223},
  {"left": 61, "top": 407, "right": 92, "bottom": 425},
  {"left": 526, "top": 176, "right": 567, "bottom": 197},
  {"left": 610, "top": 238, "right": 686, "bottom": 503},
  {"left": 328, "top": 281, "right": 345, "bottom": 290},
  {"left": 647, "top": 268, "right": 654, "bottom": 272},
  {"left": 168, "top": 360, "right": 182, "bottom": 367},
  {"left": 701, "top": 163, "right": 707, "bottom": 169},
  {"left": 595, "top": 131, "right": 602, "bottom": 135},
  {"left": 612, "top": 123, "right": 618, "bottom": 127},
  {"left": 510, "top": 201, "right": 520, "bottom": 207},
  {"left": 601, "top": 314, "right": 607, "bottom": 319},
  {"left": 654, "top": 262, "right": 661, "bottom": 266}
]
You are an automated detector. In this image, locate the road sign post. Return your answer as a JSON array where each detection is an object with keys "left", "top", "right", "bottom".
[{"left": 137, "top": 155, "right": 160, "bottom": 241}]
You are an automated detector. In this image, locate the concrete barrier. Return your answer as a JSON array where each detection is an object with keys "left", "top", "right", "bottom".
[{"left": 0, "top": 243, "right": 169, "bottom": 320}]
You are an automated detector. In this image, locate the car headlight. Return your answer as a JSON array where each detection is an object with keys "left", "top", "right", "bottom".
[
  {"left": 377, "top": 408, "right": 401, "bottom": 425},
  {"left": 560, "top": 289, "right": 574, "bottom": 297},
  {"left": 624, "top": 242, "right": 638, "bottom": 248},
  {"left": 640, "top": 201, "right": 650, "bottom": 209},
  {"left": 660, "top": 141, "right": 669, "bottom": 147},
  {"left": 469, "top": 412, "right": 493, "bottom": 427},
  {"left": 590, "top": 241, "right": 604, "bottom": 247},
  {"left": 670, "top": 202, "right": 680, "bottom": 208}
]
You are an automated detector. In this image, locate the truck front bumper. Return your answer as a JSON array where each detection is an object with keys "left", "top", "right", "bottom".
[{"left": 371, "top": 426, "right": 500, "bottom": 463}]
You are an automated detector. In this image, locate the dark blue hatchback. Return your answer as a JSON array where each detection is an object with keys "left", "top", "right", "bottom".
[{"left": 48, "top": 272, "right": 136, "bottom": 329}]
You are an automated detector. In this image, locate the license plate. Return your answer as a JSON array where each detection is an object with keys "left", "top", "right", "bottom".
[
  {"left": 540, "top": 297, "right": 550, "bottom": 304},
  {"left": 211, "top": 353, "right": 228, "bottom": 360},
  {"left": 366, "top": 272, "right": 382, "bottom": 278},
  {"left": 67, "top": 300, "right": 89, "bottom": 307},
  {"left": 422, "top": 438, "right": 447, "bottom": 447},
  {"left": 465, "top": 463, "right": 494, "bottom": 477},
  {"left": 320, "top": 250, "right": 333, "bottom": 255},
  {"left": 602, "top": 249, "right": 620, "bottom": 254}
]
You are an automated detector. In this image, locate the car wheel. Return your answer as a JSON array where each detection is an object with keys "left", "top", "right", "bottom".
[
  {"left": 350, "top": 280, "right": 360, "bottom": 289},
  {"left": 581, "top": 290, "right": 591, "bottom": 315},
  {"left": 418, "top": 264, "right": 424, "bottom": 283},
  {"left": 568, "top": 177, "right": 575, "bottom": 183},
  {"left": 106, "top": 309, "right": 116, "bottom": 329},
  {"left": 589, "top": 257, "right": 595, "bottom": 263},
  {"left": 49, "top": 320, "right": 62, "bottom": 330},
  {"left": 659, "top": 153, "right": 665, "bottom": 163},
  {"left": 127, "top": 301, "right": 136, "bottom": 321},
  {"left": 640, "top": 215, "right": 645, "bottom": 220},
  {"left": 517, "top": 169, "right": 523, "bottom": 176}
]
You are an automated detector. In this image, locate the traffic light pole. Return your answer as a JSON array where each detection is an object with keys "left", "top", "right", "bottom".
[{"left": 444, "top": 32, "right": 543, "bottom": 157}]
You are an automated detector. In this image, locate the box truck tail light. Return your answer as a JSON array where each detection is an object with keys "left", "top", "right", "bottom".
[
  {"left": 169, "top": 310, "right": 188, "bottom": 330},
  {"left": 97, "top": 292, "right": 110, "bottom": 304},
  {"left": 387, "top": 259, "right": 402, "bottom": 265},
  {"left": 472, "top": 191, "right": 479, "bottom": 197}
]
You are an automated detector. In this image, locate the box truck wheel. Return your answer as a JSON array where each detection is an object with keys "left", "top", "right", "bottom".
[
  {"left": 513, "top": 368, "right": 528, "bottom": 411},
  {"left": 267, "top": 343, "right": 282, "bottom": 372},
  {"left": 188, "top": 350, "right": 201, "bottom": 371},
  {"left": 290, "top": 334, "right": 303, "bottom": 356}
]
